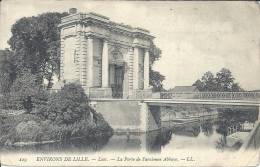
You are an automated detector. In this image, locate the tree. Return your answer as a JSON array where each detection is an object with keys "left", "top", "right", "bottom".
[
  {"left": 150, "top": 69, "right": 165, "bottom": 92},
  {"left": 193, "top": 71, "right": 217, "bottom": 91},
  {"left": 149, "top": 42, "right": 165, "bottom": 92},
  {"left": 0, "top": 49, "right": 17, "bottom": 94},
  {"left": 6, "top": 71, "right": 48, "bottom": 111},
  {"left": 201, "top": 71, "right": 217, "bottom": 91},
  {"left": 215, "top": 68, "right": 243, "bottom": 92},
  {"left": 193, "top": 68, "right": 243, "bottom": 92},
  {"left": 8, "top": 12, "right": 68, "bottom": 88},
  {"left": 193, "top": 79, "right": 204, "bottom": 92}
]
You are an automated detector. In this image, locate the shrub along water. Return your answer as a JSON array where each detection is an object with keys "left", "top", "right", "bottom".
[{"left": 0, "top": 83, "right": 113, "bottom": 147}]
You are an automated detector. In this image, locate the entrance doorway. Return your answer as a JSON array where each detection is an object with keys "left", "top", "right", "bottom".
[{"left": 111, "top": 65, "right": 124, "bottom": 98}]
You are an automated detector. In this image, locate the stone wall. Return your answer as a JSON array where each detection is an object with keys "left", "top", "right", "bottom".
[
  {"left": 94, "top": 101, "right": 161, "bottom": 132},
  {"left": 95, "top": 101, "right": 141, "bottom": 132}
]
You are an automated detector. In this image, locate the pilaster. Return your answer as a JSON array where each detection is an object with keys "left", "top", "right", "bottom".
[
  {"left": 60, "top": 37, "right": 65, "bottom": 81},
  {"left": 75, "top": 24, "right": 81, "bottom": 82},
  {"left": 81, "top": 31, "right": 88, "bottom": 88},
  {"left": 128, "top": 48, "right": 134, "bottom": 96},
  {"left": 102, "top": 40, "right": 109, "bottom": 87},
  {"left": 144, "top": 49, "right": 150, "bottom": 89},
  {"left": 87, "top": 36, "right": 94, "bottom": 87},
  {"left": 133, "top": 47, "right": 140, "bottom": 90}
]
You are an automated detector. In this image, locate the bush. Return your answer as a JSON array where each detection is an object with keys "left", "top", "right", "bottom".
[
  {"left": 15, "top": 120, "right": 42, "bottom": 142},
  {"left": 37, "top": 83, "right": 90, "bottom": 124},
  {"left": 0, "top": 83, "right": 113, "bottom": 147},
  {"left": 0, "top": 113, "right": 43, "bottom": 144}
]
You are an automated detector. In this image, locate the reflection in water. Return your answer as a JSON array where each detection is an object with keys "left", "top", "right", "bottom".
[
  {"left": 201, "top": 121, "right": 214, "bottom": 137},
  {"left": 3, "top": 136, "right": 111, "bottom": 153},
  {"left": 1, "top": 107, "right": 257, "bottom": 153}
]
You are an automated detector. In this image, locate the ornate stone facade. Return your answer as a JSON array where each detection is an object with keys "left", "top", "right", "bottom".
[{"left": 58, "top": 10, "right": 154, "bottom": 98}]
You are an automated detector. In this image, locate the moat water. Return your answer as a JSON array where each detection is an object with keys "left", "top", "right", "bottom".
[{"left": 1, "top": 110, "right": 257, "bottom": 154}]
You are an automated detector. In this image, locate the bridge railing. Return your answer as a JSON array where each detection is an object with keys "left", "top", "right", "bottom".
[{"left": 160, "top": 92, "right": 260, "bottom": 100}]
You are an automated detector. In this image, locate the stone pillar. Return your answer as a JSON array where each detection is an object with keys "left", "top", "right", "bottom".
[
  {"left": 87, "top": 36, "right": 94, "bottom": 87},
  {"left": 144, "top": 49, "right": 150, "bottom": 89},
  {"left": 102, "top": 40, "right": 109, "bottom": 87},
  {"left": 140, "top": 102, "right": 148, "bottom": 132},
  {"left": 133, "top": 47, "right": 139, "bottom": 90},
  {"left": 140, "top": 132, "right": 147, "bottom": 152},
  {"left": 258, "top": 106, "right": 260, "bottom": 121}
]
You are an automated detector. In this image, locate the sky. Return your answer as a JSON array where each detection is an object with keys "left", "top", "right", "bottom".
[{"left": 0, "top": 0, "right": 260, "bottom": 90}]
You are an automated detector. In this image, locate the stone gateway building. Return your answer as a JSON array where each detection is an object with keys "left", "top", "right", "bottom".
[{"left": 57, "top": 9, "right": 155, "bottom": 98}]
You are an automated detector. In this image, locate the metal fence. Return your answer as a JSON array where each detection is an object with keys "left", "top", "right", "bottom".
[{"left": 160, "top": 92, "right": 260, "bottom": 100}]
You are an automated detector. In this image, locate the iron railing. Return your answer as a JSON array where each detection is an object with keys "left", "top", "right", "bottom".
[{"left": 160, "top": 92, "right": 260, "bottom": 100}]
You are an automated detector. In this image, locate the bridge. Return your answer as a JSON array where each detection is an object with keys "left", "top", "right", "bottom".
[
  {"left": 1, "top": 91, "right": 259, "bottom": 151},
  {"left": 159, "top": 91, "right": 260, "bottom": 100},
  {"left": 1, "top": 92, "right": 260, "bottom": 130},
  {"left": 90, "top": 91, "right": 260, "bottom": 133}
]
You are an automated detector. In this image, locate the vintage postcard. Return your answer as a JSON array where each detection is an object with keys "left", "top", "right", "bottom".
[{"left": 0, "top": 0, "right": 260, "bottom": 166}]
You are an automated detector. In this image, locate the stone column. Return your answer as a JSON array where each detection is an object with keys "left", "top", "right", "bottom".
[
  {"left": 144, "top": 49, "right": 150, "bottom": 89},
  {"left": 133, "top": 47, "right": 139, "bottom": 90},
  {"left": 87, "top": 36, "right": 94, "bottom": 87},
  {"left": 102, "top": 40, "right": 109, "bottom": 87}
]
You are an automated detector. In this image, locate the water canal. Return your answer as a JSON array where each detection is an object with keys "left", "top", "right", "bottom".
[{"left": 1, "top": 107, "right": 258, "bottom": 154}]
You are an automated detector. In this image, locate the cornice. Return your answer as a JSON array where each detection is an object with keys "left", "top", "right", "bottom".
[{"left": 59, "top": 12, "right": 155, "bottom": 40}]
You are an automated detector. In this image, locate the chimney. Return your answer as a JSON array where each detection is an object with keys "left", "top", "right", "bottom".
[{"left": 69, "top": 8, "right": 77, "bottom": 14}]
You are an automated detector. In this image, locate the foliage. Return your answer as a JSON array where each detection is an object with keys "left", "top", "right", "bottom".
[
  {"left": 8, "top": 12, "right": 68, "bottom": 88},
  {"left": 37, "top": 83, "right": 90, "bottom": 125},
  {"left": 0, "top": 114, "right": 42, "bottom": 144},
  {"left": 1, "top": 110, "right": 113, "bottom": 145},
  {"left": 215, "top": 68, "right": 243, "bottom": 92},
  {"left": 4, "top": 72, "right": 49, "bottom": 111},
  {"left": 193, "top": 68, "right": 243, "bottom": 92},
  {"left": 215, "top": 107, "right": 258, "bottom": 142},
  {"left": 149, "top": 69, "right": 165, "bottom": 92},
  {"left": 0, "top": 49, "right": 17, "bottom": 94},
  {"left": 149, "top": 42, "right": 165, "bottom": 92},
  {"left": 15, "top": 120, "right": 42, "bottom": 142}
]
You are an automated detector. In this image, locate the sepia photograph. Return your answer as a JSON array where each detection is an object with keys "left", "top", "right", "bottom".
[{"left": 0, "top": 0, "right": 259, "bottom": 166}]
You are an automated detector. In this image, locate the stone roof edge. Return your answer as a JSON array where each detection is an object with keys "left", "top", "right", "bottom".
[{"left": 59, "top": 12, "right": 155, "bottom": 39}]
